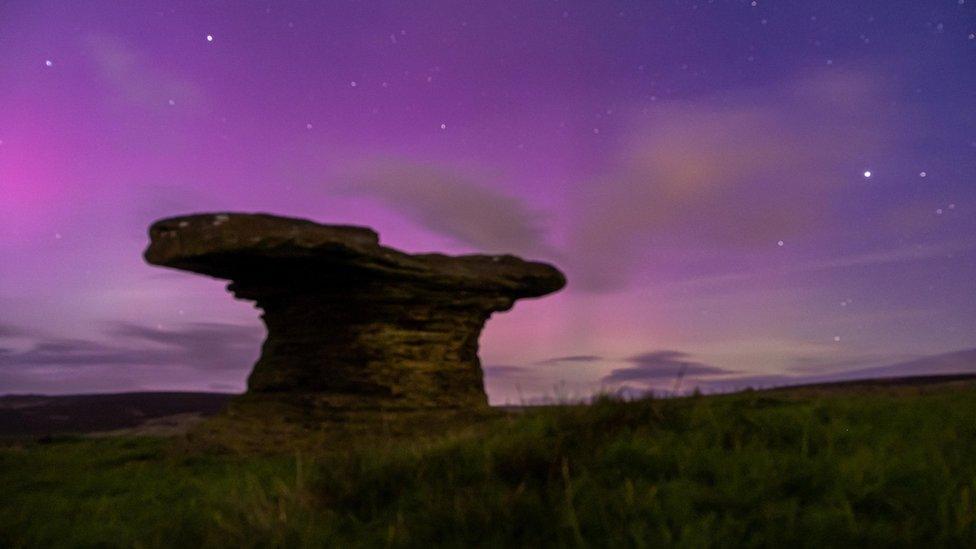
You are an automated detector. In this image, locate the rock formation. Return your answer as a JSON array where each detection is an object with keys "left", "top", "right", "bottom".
[{"left": 144, "top": 213, "right": 565, "bottom": 411}]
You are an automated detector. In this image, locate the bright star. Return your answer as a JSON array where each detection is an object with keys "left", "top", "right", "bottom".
[{"left": 863, "top": 170, "right": 872, "bottom": 178}]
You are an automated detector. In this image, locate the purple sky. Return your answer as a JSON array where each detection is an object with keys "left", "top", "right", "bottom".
[{"left": 2, "top": 1, "right": 975, "bottom": 403}]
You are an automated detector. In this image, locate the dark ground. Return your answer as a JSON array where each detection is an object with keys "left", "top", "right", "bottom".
[
  {"left": 3, "top": 373, "right": 976, "bottom": 438},
  {"left": 0, "top": 392, "right": 234, "bottom": 437},
  {"left": 4, "top": 376, "right": 976, "bottom": 546}
]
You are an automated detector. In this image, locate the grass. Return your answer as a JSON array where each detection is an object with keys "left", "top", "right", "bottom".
[{"left": 2, "top": 385, "right": 976, "bottom": 547}]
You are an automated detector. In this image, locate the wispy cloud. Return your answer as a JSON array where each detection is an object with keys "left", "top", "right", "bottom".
[
  {"left": 0, "top": 323, "right": 28, "bottom": 338},
  {"left": 534, "top": 355, "right": 603, "bottom": 365},
  {"left": 483, "top": 365, "right": 528, "bottom": 377},
  {"left": 569, "top": 69, "right": 900, "bottom": 291},
  {"left": 657, "top": 240, "right": 976, "bottom": 293},
  {"left": 87, "top": 34, "right": 203, "bottom": 108},
  {"left": 334, "top": 159, "right": 553, "bottom": 257},
  {"left": 0, "top": 338, "right": 140, "bottom": 367},
  {"left": 107, "top": 322, "right": 263, "bottom": 371},
  {"left": 0, "top": 322, "right": 262, "bottom": 372}
]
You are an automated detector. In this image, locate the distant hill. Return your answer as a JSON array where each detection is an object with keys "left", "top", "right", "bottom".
[
  {"left": 824, "top": 348, "right": 976, "bottom": 381},
  {"left": 695, "top": 347, "right": 976, "bottom": 394},
  {"left": 0, "top": 392, "right": 234, "bottom": 437},
  {"left": 5, "top": 371, "right": 976, "bottom": 437},
  {"left": 766, "top": 372, "right": 976, "bottom": 394}
]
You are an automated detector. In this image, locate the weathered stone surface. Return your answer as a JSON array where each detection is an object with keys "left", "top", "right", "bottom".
[{"left": 144, "top": 212, "right": 565, "bottom": 410}]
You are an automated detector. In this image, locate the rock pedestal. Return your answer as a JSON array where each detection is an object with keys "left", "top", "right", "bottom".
[{"left": 144, "top": 213, "right": 565, "bottom": 411}]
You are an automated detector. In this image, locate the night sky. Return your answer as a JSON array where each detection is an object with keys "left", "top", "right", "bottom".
[{"left": 2, "top": 1, "right": 975, "bottom": 403}]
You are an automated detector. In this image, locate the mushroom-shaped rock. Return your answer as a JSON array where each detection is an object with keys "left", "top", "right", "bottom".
[{"left": 145, "top": 213, "right": 565, "bottom": 410}]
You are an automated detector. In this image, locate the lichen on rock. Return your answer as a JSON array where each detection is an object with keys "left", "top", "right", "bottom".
[{"left": 145, "top": 212, "right": 565, "bottom": 412}]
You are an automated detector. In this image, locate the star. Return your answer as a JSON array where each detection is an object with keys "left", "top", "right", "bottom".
[
  {"left": 206, "top": 34, "right": 214, "bottom": 42},
  {"left": 863, "top": 170, "right": 872, "bottom": 178}
]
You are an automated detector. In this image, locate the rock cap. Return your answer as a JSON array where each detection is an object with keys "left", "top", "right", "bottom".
[{"left": 145, "top": 212, "right": 565, "bottom": 298}]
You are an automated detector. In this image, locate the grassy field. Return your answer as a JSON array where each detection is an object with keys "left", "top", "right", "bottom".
[{"left": 2, "top": 384, "right": 976, "bottom": 547}]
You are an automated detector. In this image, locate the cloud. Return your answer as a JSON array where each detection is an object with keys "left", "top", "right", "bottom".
[
  {"left": 805, "top": 241, "right": 976, "bottom": 272},
  {"left": 107, "top": 322, "right": 263, "bottom": 371},
  {"left": 208, "top": 382, "right": 242, "bottom": 392},
  {"left": 87, "top": 34, "right": 203, "bottom": 107},
  {"left": 0, "top": 323, "right": 28, "bottom": 338},
  {"left": 0, "top": 366, "right": 143, "bottom": 395},
  {"left": 658, "top": 241, "right": 976, "bottom": 293},
  {"left": 602, "top": 350, "right": 732, "bottom": 384},
  {"left": 0, "top": 322, "right": 262, "bottom": 372},
  {"left": 0, "top": 338, "right": 141, "bottom": 367},
  {"left": 570, "top": 69, "right": 898, "bottom": 291},
  {"left": 335, "top": 160, "right": 552, "bottom": 256},
  {"left": 483, "top": 365, "right": 528, "bottom": 377},
  {"left": 534, "top": 355, "right": 603, "bottom": 365}
]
